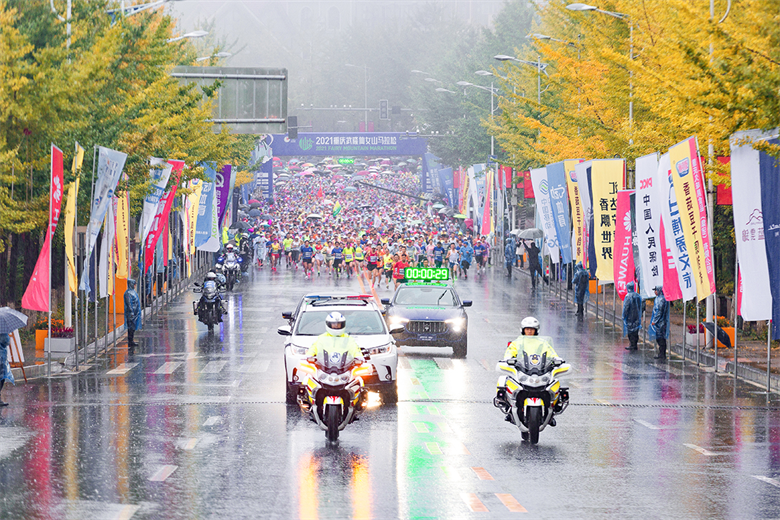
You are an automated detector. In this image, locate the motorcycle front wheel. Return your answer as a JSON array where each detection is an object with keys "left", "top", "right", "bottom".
[
  {"left": 325, "top": 404, "right": 340, "bottom": 442},
  {"left": 527, "top": 407, "right": 541, "bottom": 444}
]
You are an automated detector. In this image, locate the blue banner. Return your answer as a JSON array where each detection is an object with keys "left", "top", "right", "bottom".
[
  {"left": 586, "top": 165, "right": 597, "bottom": 278},
  {"left": 546, "top": 162, "right": 573, "bottom": 264},
  {"left": 437, "top": 168, "right": 455, "bottom": 207},
  {"left": 759, "top": 138, "right": 780, "bottom": 339},
  {"left": 256, "top": 159, "right": 273, "bottom": 201},
  {"left": 194, "top": 166, "right": 218, "bottom": 251},
  {"left": 266, "top": 132, "right": 428, "bottom": 157}
]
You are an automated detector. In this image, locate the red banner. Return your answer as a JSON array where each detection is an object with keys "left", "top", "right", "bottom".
[
  {"left": 613, "top": 190, "right": 635, "bottom": 300},
  {"left": 523, "top": 170, "right": 534, "bottom": 198},
  {"left": 143, "top": 188, "right": 177, "bottom": 272},
  {"left": 22, "top": 145, "right": 64, "bottom": 311}
]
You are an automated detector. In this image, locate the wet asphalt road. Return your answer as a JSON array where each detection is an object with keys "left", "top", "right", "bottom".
[{"left": 2, "top": 265, "right": 780, "bottom": 519}]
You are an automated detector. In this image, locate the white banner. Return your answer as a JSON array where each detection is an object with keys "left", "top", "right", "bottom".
[
  {"left": 98, "top": 201, "right": 115, "bottom": 299},
  {"left": 636, "top": 153, "right": 663, "bottom": 298},
  {"left": 731, "top": 129, "right": 776, "bottom": 320},
  {"left": 574, "top": 161, "right": 593, "bottom": 269},
  {"left": 141, "top": 158, "right": 173, "bottom": 243},
  {"left": 530, "top": 167, "right": 560, "bottom": 262},
  {"left": 657, "top": 153, "right": 696, "bottom": 302}
]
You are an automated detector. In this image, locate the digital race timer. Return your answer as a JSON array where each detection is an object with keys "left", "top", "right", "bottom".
[{"left": 403, "top": 267, "right": 450, "bottom": 281}]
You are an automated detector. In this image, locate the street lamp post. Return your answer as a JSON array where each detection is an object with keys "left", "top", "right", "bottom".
[
  {"left": 195, "top": 51, "right": 232, "bottom": 62},
  {"left": 565, "top": 3, "right": 632, "bottom": 141},
  {"left": 345, "top": 63, "right": 368, "bottom": 128},
  {"left": 456, "top": 80, "right": 498, "bottom": 157},
  {"left": 494, "top": 55, "right": 549, "bottom": 105},
  {"left": 167, "top": 30, "right": 209, "bottom": 43}
]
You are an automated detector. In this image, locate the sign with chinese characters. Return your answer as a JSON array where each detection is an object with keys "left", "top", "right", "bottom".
[
  {"left": 530, "top": 167, "right": 560, "bottom": 263},
  {"left": 265, "top": 132, "right": 427, "bottom": 157},
  {"left": 669, "top": 136, "right": 715, "bottom": 300},
  {"left": 546, "top": 161, "right": 573, "bottom": 264},
  {"left": 636, "top": 153, "right": 664, "bottom": 298},
  {"left": 657, "top": 153, "right": 691, "bottom": 302},
  {"left": 564, "top": 159, "right": 585, "bottom": 264},
  {"left": 614, "top": 190, "right": 635, "bottom": 300},
  {"left": 757, "top": 135, "right": 780, "bottom": 337},
  {"left": 590, "top": 159, "right": 624, "bottom": 282}
]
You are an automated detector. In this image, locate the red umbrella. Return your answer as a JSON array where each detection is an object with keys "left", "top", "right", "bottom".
[
  {"left": 248, "top": 199, "right": 261, "bottom": 204},
  {"left": 355, "top": 170, "right": 370, "bottom": 176}
]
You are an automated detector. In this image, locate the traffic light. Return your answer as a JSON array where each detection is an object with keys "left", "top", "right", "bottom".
[
  {"left": 287, "top": 116, "right": 298, "bottom": 140},
  {"left": 379, "top": 100, "right": 388, "bottom": 120}
]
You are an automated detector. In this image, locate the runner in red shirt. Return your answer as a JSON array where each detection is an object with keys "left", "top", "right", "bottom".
[{"left": 393, "top": 253, "right": 410, "bottom": 290}]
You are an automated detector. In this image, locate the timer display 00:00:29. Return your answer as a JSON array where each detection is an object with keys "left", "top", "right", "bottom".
[{"left": 403, "top": 267, "right": 450, "bottom": 281}]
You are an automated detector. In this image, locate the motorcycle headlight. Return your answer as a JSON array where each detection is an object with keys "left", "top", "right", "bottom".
[
  {"left": 388, "top": 317, "right": 409, "bottom": 327},
  {"left": 291, "top": 344, "right": 308, "bottom": 356},
  {"left": 445, "top": 317, "right": 466, "bottom": 332},
  {"left": 368, "top": 343, "right": 392, "bottom": 356}
]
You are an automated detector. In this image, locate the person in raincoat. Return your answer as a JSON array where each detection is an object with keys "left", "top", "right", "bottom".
[
  {"left": 124, "top": 279, "right": 142, "bottom": 347},
  {"left": 649, "top": 285, "right": 670, "bottom": 360},
  {"left": 572, "top": 262, "right": 590, "bottom": 319},
  {"left": 622, "top": 281, "right": 643, "bottom": 350},
  {"left": 524, "top": 240, "right": 548, "bottom": 288},
  {"left": 0, "top": 332, "right": 14, "bottom": 406},
  {"left": 504, "top": 238, "right": 516, "bottom": 278}
]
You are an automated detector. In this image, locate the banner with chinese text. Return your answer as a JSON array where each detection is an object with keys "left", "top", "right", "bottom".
[{"left": 590, "top": 159, "right": 624, "bottom": 282}]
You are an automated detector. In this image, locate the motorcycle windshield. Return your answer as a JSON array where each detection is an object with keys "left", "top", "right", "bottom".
[
  {"left": 317, "top": 349, "right": 355, "bottom": 374},
  {"left": 515, "top": 336, "right": 556, "bottom": 375},
  {"left": 203, "top": 281, "right": 218, "bottom": 298}
]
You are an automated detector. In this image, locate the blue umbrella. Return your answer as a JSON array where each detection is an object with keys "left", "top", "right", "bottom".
[
  {"left": 344, "top": 186, "right": 358, "bottom": 192},
  {"left": 0, "top": 307, "right": 28, "bottom": 334}
]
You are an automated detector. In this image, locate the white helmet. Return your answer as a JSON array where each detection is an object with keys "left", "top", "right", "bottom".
[
  {"left": 205, "top": 272, "right": 217, "bottom": 281},
  {"left": 325, "top": 311, "right": 347, "bottom": 335},
  {"left": 520, "top": 316, "right": 540, "bottom": 335}
]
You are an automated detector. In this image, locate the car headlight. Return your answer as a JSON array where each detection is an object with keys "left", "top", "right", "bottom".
[
  {"left": 388, "top": 317, "right": 409, "bottom": 327},
  {"left": 291, "top": 344, "right": 308, "bottom": 356},
  {"left": 368, "top": 343, "right": 392, "bottom": 356},
  {"left": 445, "top": 317, "right": 466, "bottom": 332}
]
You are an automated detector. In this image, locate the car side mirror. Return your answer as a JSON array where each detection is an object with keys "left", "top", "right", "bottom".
[
  {"left": 277, "top": 325, "right": 291, "bottom": 336},
  {"left": 389, "top": 324, "right": 405, "bottom": 335},
  {"left": 462, "top": 300, "right": 472, "bottom": 307},
  {"left": 380, "top": 298, "right": 390, "bottom": 305},
  {"left": 281, "top": 311, "right": 293, "bottom": 320}
]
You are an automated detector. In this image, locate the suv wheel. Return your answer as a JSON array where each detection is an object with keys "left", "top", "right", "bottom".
[
  {"left": 382, "top": 382, "right": 398, "bottom": 404},
  {"left": 286, "top": 381, "right": 298, "bottom": 404},
  {"left": 453, "top": 339, "right": 467, "bottom": 358}
]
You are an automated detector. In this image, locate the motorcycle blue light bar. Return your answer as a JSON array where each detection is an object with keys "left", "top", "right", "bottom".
[{"left": 403, "top": 267, "right": 450, "bottom": 281}]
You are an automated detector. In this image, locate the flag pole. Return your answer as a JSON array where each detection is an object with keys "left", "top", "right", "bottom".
[
  {"left": 91, "top": 145, "right": 97, "bottom": 364},
  {"left": 47, "top": 145, "right": 54, "bottom": 378}
]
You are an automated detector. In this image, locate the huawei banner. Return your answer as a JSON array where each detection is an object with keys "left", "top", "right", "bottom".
[
  {"left": 614, "top": 190, "right": 635, "bottom": 300},
  {"left": 590, "top": 159, "right": 625, "bottom": 282},
  {"left": 669, "top": 136, "right": 715, "bottom": 300},
  {"left": 730, "top": 129, "right": 775, "bottom": 321}
]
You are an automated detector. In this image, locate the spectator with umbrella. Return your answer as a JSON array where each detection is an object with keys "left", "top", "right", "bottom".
[{"left": 0, "top": 307, "right": 28, "bottom": 406}]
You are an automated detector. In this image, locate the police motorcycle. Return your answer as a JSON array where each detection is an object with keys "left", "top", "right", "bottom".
[
  {"left": 298, "top": 350, "right": 371, "bottom": 442},
  {"left": 218, "top": 244, "right": 242, "bottom": 291},
  {"left": 493, "top": 318, "right": 570, "bottom": 444},
  {"left": 192, "top": 272, "right": 226, "bottom": 332}
]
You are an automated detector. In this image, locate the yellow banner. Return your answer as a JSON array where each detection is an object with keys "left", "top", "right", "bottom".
[
  {"left": 64, "top": 179, "right": 80, "bottom": 292},
  {"left": 590, "top": 159, "right": 625, "bottom": 282},
  {"left": 115, "top": 194, "right": 129, "bottom": 279},
  {"left": 669, "top": 136, "right": 715, "bottom": 300},
  {"left": 188, "top": 180, "right": 202, "bottom": 255},
  {"left": 459, "top": 170, "right": 469, "bottom": 215},
  {"left": 564, "top": 159, "right": 584, "bottom": 263},
  {"left": 72, "top": 143, "right": 84, "bottom": 174}
]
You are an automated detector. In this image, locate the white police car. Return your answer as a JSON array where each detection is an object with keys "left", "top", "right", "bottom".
[{"left": 278, "top": 294, "right": 402, "bottom": 404}]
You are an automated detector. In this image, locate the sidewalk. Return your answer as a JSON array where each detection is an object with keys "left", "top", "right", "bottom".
[{"left": 512, "top": 262, "right": 780, "bottom": 392}]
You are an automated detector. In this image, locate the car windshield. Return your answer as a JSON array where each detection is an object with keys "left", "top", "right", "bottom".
[
  {"left": 394, "top": 286, "right": 456, "bottom": 307},
  {"left": 295, "top": 310, "right": 386, "bottom": 336}
]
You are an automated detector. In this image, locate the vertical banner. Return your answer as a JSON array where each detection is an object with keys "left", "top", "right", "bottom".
[
  {"left": 195, "top": 166, "right": 220, "bottom": 252},
  {"left": 459, "top": 169, "right": 470, "bottom": 214},
  {"left": 575, "top": 161, "right": 595, "bottom": 274},
  {"left": 590, "top": 159, "right": 624, "bottom": 282},
  {"left": 656, "top": 154, "right": 687, "bottom": 301},
  {"left": 636, "top": 153, "right": 664, "bottom": 296},
  {"left": 523, "top": 170, "right": 534, "bottom": 198},
  {"left": 115, "top": 193, "right": 129, "bottom": 279},
  {"left": 438, "top": 168, "right": 455, "bottom": 207},
  {"left": 144, "top": 189, "right": 177, "bottom": 272},
  {"left": 613, "top": 190, "right": 635, "bottom": 300},
  {"left": 141, "top": 158, "right": 173, "bottom": 243},
  {"left": 546, "top": 161, "right": 573, "bottom": 264},
  {"left": 730, "top": 129, "right": 775, "bottom": 321},
  {"left": 98, "top": 202, "right": 115, "bottom": 298},
  {"left": 64, "top": 178, "right": 80, "bottom": 292},
  {"left": 22, "top": 144, "right": 64, "bottom": 311},
  {"left": 757, "top": 136, "right": 780, "bottom": 338},
  {"left": 79, "top": 147, "right": 127, "bottom": 292},
  {"left": 564, "top": 160, "right": 584, "bottom": 263},
  {"left": 215, "top": 164, "right": 233, "bottom": 224},
  {"left": 188, "top": 179, "right": 203, "bottom": 255},
  {"left": 480, "top": 169, "right": 493, "bottom": 236},
  {"left": 669, "top": 136, "right": 715, "bottom": 300},
  {"left": 529, "top": 167, "right": 560, "bottom": 262}
]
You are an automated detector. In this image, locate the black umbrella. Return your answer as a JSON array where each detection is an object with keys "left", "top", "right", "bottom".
[
  {"left": 250, "top": 202, "right": 263, "bottom": 209},
  {"left": 260, "top": 214, "right": 273, "bottom": 220},
  {"left": 249, "top": 209, "right": 262, "bottom": 217},
  {"left": 229, "top": 221, "right": 250, "bottom": 230},
  {"left": 702, "top": 322, "right": 732, "bottom": 348}
]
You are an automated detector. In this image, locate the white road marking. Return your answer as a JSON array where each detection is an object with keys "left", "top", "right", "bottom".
[
  {"left": 634, "top": 419, "right": 661, "bottom": 430},
  {"left": 114, "top": 504, "right": 140, "bottom": 520},
  {"left": 149, "top": 465, "right": 178, "bottom": 481},
  {"left": 239, "top": 360, "right": 270, "bottom": 373},
  {"left": 684, "top": 443, "right": 716, "bottom": 456},
  {"left": 753, "top": 475, "right": 780, "bottom": 488},
  {"left": 154, "top": 362, "right": 182, "bottom": 375},
  {"left": 106, "top": 363, "right": 138, "bottom": 376},
  {"left": 203, "top": 416, "right": 222, "bottom": 426},
  {"left": 200, "top": 361, "right": 227, "bottom": 374},
  {"left": 433, "top": 358, "right": 453, "bottom": 370},
  {"left": 186, "top": 352, "right": 198, "bottom": 360},
  {"left": 179, "top": 438, "right": 198, "bottom": 450}
]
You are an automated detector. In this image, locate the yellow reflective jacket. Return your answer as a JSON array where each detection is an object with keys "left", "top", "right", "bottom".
[
  {"left": 307, "top": 332, "right": 364, "bottom": 360},
  {"left": 503, "top": 335, "right": 559, "bottom": 360}
]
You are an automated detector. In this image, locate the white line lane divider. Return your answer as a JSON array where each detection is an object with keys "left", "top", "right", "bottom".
[
  {"left": 683, "top": 443, "right": 717, "bottom": 456},
  {"left": 106, "top": 363, "right": 138, "bottom": 376},
  {"left": 200, "top": 361, "right": 227, "bottom": 374},
  {"left": 149, "top": 465, "right": 178, "bottom": 482},
  {"left": 154, "top": 362, "right": 183, "bottom": 375},
  {"left": 634, "top": 419, "right": 661, "bottom": 430},
  {"left": 203, "top": 416, "right": 222, "bottom": 426},
  {"left": 754, "top": 475, "right": 780, "bottom": 488}
]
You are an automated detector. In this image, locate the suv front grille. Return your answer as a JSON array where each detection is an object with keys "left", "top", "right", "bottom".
[{"left": 406, "top": 320, "right": 447, "bottom": 334}]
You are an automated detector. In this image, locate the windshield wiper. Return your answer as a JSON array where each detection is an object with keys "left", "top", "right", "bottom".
[{"left": 436, "top": 292, "right": 449, "bottom": 306}]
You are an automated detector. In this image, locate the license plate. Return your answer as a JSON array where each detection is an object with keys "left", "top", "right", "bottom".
[{"left": 418, "top": 335, "right": 435, "bottom": 342}]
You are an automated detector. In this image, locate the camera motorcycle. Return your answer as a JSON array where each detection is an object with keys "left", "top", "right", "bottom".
[{"left": 192, "top": 278, "right": 226, "bottom": 332}]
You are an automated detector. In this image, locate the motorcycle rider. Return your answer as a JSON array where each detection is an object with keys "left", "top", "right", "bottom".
[
  {"left": 306, "top": 312, "right": 365, "bottom": 363},
  {"left": 199, "top": 271, "right": 225, "bottom": 322},
  {"left": 500, "top": 317, "right": 563, "bottom": 424}
]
